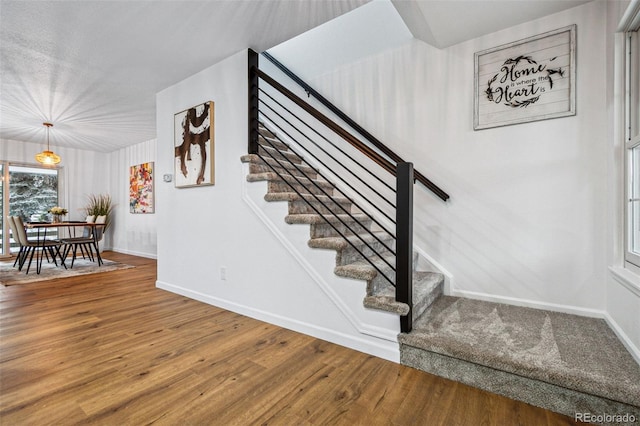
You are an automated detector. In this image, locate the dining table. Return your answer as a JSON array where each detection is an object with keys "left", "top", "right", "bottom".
[{"left": 24, "top": 221, "right": 102, "bottom": 274}]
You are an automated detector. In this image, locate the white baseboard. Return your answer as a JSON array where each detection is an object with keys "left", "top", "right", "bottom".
[
  {"left": 602, "top": 312, "right": 640, "bottom": 365},
  {"left": 156, "top": 280, "right": 400, "bottom": 363},
  {"left": 111, "top": 247, "right": 157, "bottom": 259},
  {"left": 451, "top": 288, "right": 605, "bottom": 318}
]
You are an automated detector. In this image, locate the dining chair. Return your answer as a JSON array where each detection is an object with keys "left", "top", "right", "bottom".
[
  {"left": 6, "top": 216, "right": 23, "bottom": 268},
  {"left": 92, "top": 215, "right": 107, "bottom": 266},
  {"left": 61, "top": 215, "right": 105, "bottom": 268},
  {"left": 76, "top": 215, "right": 97, "bottom": 261},
  {"left": 60, "top": 215, "right": 96, "bottom": 263},
  {"left": 12, "top": 216, "right": 62, "bottom": 274}
]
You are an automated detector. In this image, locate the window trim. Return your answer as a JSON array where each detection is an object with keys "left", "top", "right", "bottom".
[
  {"left": 0, "top": 161, "right": 63, "bottom": 257},
  {"left": 625, "top": 32, "right": 640, "bottom": 267},
  {"left": 623, "top": 2, "right": 640, "bottom": 269}
]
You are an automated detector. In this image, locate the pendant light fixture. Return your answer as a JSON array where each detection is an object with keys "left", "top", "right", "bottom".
[{"left": 35, "top": 122, "right": 61, "bottom": 165}]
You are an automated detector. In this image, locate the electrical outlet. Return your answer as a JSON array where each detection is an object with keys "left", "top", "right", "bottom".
[{"left": 220, "top": 267, "right": 227, "bottom": 281}]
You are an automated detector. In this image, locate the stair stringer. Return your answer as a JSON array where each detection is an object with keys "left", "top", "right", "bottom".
[{"left": 241, "top": 163, "right": 401, "bottom": 361}]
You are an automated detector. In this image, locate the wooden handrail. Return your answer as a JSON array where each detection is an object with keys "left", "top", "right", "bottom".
[{"left": 261, "top": 51, "right": 449, "bottom": 202}]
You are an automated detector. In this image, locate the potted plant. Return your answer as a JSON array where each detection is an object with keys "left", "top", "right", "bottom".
[{"left": 83, "top": 194, "right": 114, "bottom": 230}]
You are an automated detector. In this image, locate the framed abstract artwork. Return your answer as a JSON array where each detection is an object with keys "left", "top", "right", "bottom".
[
  {"left": 174, "top": 101, "right": 215, "bottom": 188},
  {"left": 474, "top": 25, "right": 576, "bottom": 130},
  {"left": 129, "top": 162, "right": 154, "bottom": 213}
]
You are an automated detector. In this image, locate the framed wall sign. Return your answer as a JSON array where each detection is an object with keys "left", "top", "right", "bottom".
[
  {"left": 474, "top": 25, "right": 576, "bottom": 130},
  {"left": 174, "top": 101, "right": 215, "bottom": 188},
  {"left": 129, "top": 162, "right": 154, "bottom": 213}
]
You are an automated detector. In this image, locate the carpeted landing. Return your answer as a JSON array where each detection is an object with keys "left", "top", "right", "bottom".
[{"left": 399, "top": 296, "right": 640, "bottom": 421}]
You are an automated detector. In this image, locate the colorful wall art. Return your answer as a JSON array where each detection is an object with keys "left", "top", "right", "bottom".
[{"left": 129, "top": 162, "right": 154, "bottom": 213}]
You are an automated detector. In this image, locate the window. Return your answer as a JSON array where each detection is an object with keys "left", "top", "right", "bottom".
[
  {"left": 627, "top": 29, "right": 640, "bottom": 267},
  {"left": 0, "top": 163, "right": 61, "bottom": 256}
]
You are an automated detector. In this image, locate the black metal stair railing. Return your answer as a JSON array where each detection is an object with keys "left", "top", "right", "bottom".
[
  {"left": 258, "top": 92, "right": 396, "bottom": 241},
  {"left": 256, "top": 133, "right": 397, "bottom": 286},
  {"left": 262, "top": 50, "right": 450, "bottom": 203},
  {"left": 247, "top": 49, "right": 449, "bottom": 332}
]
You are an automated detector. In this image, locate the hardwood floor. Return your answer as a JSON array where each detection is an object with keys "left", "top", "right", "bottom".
[{"left": 0, "top": 252, "right": 577, "bottom": 425}]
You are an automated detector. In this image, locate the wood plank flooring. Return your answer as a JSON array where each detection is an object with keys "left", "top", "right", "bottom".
[{"left": 0, "top": 252, "right": 578, "bottom": 425}]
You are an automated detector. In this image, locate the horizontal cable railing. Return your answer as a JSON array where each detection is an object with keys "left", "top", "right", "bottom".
[
  {"left": 256, "top": 129, "right": 396, "bottom": 286},
  {"left": 248, "top": 49, "right": 428, "bottom": 332},
  {"left": 258, "top": 90, "right": 396, "bottom": 229},
  {"left": 262, "top": 51, "right": 449, "bottom": 203}
]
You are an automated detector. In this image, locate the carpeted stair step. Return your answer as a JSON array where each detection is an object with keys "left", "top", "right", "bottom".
[
  {"left": 286, "top": 213, "right": 373, "bottom": 239},
  {"left": 266, "top": 192, "right": 353, "bottom": 215},
  {"left": 334, "top": 255, "right": 394, "bottom": 282},
  {"left": 258, "top": 134, "right": 290, "bottom": 152},
  {"left": 411, "top": 271, "right": 444, "bottom": 321},
  {"left": 258, "top": 145, "right": 303, "bottom": 165},
  {"left": 247, "top": 172, "right": 335, "bottom": 197},
  {"left": 399, "top": 296, "right": 640, "bottom": 419},
  {"left": 335, "top": 252, "right": 420, "bottom": 295},
  {"left": 335, "top": 252, "right": 443, "bottom": 318},
  {"left": 308, "top": 232, "right": 395, "bottom": 266},
  {"left": 258, "top": 123, "right": 276, "bottom": 138},
  {"left": 241, "top": 154, "right": 319, "bottom": 180},
  {"left": 362, "top": 271, "right": 444, "bottom": 320}
]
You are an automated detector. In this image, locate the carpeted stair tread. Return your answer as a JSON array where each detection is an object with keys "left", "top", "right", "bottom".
[
  {"left": 362, "top": 271, "right": 443, "bottom": 316},
  {"left": 241, "top": 154, "right": 318, "bottom": 178},
  {"left": 334, "top": 254, "right": 396, "bottom": 281},
  {"left": 265, "top": 192, "right": 351, "bottom": 206},
  {"left": 363, "top": 295, "right": 409, "bottom": 316},
  {"left": 285, "top": 213, "right": 371, "bottom": 225},
  {"left": 308, "top": 232, "right": 394, "bottom": 251},
  {"left": 247, "top": 172, "right": 334, "bottom": 191},
  {"left": 258, "top": 134, "right": 289, "bottom": 152},
  {"left": 399, "top": 296, "right": 640, "bottom": 409},
  {"left": 258, "top": 145, "right": 303, "bottom": 164}
]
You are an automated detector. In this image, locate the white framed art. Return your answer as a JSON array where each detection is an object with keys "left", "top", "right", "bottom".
[{"left": 474, "top": 25, "right": 576, "bottom": 130}]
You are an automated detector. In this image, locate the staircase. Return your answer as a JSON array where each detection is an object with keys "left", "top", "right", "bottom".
[
  {"left": 247, "top": 50, "right": 640, "bottom": 421},
  {"left": 241, "top": 126, "right": 444, "bottom": 325},
  {"left": 242, "top": 126, "right": 640, "bottom": 422}
]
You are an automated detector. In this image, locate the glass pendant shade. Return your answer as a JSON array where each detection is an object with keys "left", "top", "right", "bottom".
[
  {"left": 35, "top": 150, "right": 61, "bottom": 165},
  {"left": 36, "top": 122, "right": 61, "bottom": 165}
]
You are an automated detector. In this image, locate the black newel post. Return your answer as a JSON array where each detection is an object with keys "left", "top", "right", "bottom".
[
  {"left": 396, "top": 162, "right": 414, "bottom": 333},
  {"left": 248, "top": 49, "right": 259, "bottom": 155}
]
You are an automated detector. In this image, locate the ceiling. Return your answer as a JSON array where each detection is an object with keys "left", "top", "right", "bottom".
[
  {"left": 392, "top": 0, "right": 592, "bottom": 48},
  {"left": 0, "top": 0, "right": 368, "bottom": 152},
  {"left": 0, "top": 0, "right": 593, "bottom": 154}
]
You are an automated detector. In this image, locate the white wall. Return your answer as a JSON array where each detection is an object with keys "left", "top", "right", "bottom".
[
  {"left": 109, "top": 139, "right": 158, "bottom": 258},
  {"left": 294, "top": 1, "right": 607, "bottom": 312},
  {"left": 155, "top": 50, "right": 399, "bottom": 361}
]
